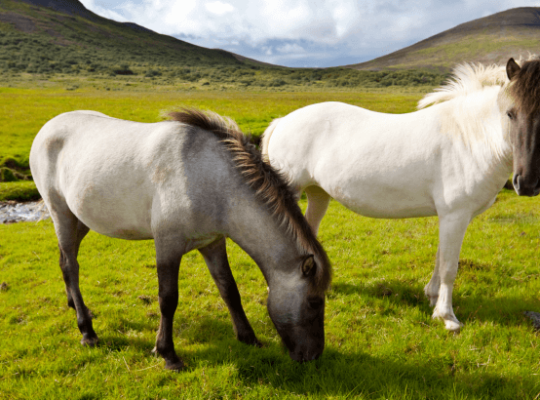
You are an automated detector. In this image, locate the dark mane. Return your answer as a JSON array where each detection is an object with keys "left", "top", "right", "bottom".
[
  {"left": 168, "top": 109, "right": 331, "bottom": 292},
  {"left": 510, "top": 59, "right": 540, "bottom": 115}
]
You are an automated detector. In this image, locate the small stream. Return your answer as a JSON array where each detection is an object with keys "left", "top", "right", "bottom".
[{"left": 0, "top": 201, "right": 50, "bottom": 224}]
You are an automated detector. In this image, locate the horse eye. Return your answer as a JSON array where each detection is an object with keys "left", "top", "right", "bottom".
[{"left": 507, "top": 112, "right": 514, "bottom": 120}]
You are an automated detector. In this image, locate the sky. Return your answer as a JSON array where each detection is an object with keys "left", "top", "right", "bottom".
[{"left": 79, "top": 0, "right": 540, "bottom": 68}]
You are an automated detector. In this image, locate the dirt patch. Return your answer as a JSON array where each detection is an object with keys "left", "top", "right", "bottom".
[{"left": 0, "top": 282, "right": 9, "bottom": 292}]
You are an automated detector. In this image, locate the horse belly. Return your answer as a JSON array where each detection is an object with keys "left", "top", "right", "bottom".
[
  {"left": 329, "top": 181, "right": 437, "bottom": 219},
  {"left": 64, "top": 169, "right": 154, "bottom": 240}
]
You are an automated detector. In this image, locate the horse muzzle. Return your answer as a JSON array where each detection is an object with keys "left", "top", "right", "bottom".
[
  {"left": 513, "top": 174, "right": 540, "bottom": 197},
  {"left": 287, "top": 337, "right": 324, "bottom": 362},
  {"left": 289, "top": 348, "right": 322, "bottom": 363}
]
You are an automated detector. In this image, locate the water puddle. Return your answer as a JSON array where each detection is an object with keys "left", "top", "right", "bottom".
[{"left": 0, "top": 201, "right": 50, "bottom": 224}]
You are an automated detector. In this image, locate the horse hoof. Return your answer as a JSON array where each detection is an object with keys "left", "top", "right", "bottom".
[
  {"left": 238, "top": 333, "right": 262, "bottom": 347},
  {"left": 247, "top": 338, "right": 263, "bottom": 348},
  {"left": 444, "top": 319, "right": 463, "bottom": 332},
  {"left": 432, "top": 309, "right": 463, "bottom": 332},
  {"left": 81, "top": 336, "right": 99, "bottom": 347},
  {"left": 165, "top": 359, "right": 184, "bottom": 371}
]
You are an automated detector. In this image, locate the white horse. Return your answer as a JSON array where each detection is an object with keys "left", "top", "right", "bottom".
[
  {"left": 262, "top": 57, "right": 540, "bottom": 331},
  {"left": 30, "top": 109, "right": 331, "bottom": 370}
]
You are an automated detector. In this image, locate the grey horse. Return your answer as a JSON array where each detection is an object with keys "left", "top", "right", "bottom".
[{"left": 30, "top": 108, "right": 331, "bottom": 370}]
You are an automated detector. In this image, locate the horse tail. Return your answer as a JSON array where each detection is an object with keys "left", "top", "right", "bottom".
[{"left": 261, "top": 118, "right": 282, "bottom": 162}]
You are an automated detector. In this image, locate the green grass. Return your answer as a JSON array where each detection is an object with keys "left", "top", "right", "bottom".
[
  {"left": 0, "top": 86, "right": 427, "bottom": 181},
  {"left": 0, "top": 181, "right": 39, "bottom": 201},
  {"left": 1, "top": 190, "right": 540, "bottom": 399}
]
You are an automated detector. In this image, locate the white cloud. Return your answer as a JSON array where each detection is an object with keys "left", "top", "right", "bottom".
[
  {"left": 205, "top": 1, "right": 235, "bottom": 15},
  {"left": 78, "top": 0, "right": 540, "bottom": 67},
  {"left": 277, "top": 43, "right": 305, "bottom": 54}
]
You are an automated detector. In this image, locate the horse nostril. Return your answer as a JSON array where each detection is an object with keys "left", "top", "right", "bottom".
[{"left": 513, "top": 174, "right": 521, "bottom": 191}]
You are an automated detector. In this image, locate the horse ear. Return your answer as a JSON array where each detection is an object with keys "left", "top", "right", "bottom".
[
  {"left": 302, "top": 255, "right": 316, "bottom": 277},
  {"left": 507, "top": 58, "right": 521, "bottom": 81}
]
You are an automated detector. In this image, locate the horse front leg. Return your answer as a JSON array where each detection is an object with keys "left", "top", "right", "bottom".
[
  {"left": 424, "top": 248, "right": 440, "bottom": 307},
  {"left": 199, "top": 238, "right": 261, "bottom": 347},
  {"left": 154, "top": 240, "right": 183, "bottom": 371},
  {"left": 432, "top": 214, "right": 471, "bottom": 332}
]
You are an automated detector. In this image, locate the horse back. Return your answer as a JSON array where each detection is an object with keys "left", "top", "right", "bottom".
[{"left": 30, "top": 111, "right": 239, "bottom": 241}]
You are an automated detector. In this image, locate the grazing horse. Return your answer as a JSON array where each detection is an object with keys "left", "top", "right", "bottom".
[
  {"left": 262, "top": 57, "right": 540, "bottom": 332},
  {"left": 30, "top": 109, "right": 331, "bottom": 370}
]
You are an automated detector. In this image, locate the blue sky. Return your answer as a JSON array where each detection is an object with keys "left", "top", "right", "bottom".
[{"left": 79, "top": 0, "right": 540, "bottom": 68}]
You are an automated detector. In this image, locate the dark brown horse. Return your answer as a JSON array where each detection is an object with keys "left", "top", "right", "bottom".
[
  {"left": 30, "top": 109, "right": 331, "bottom": 370},
  {"left": 506, "top": 57, "right": 540, "bottom": 196}
]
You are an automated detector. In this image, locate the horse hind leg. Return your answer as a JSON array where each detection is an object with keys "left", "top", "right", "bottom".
[
  {"left": 52, "top": 204, "right": 97, "bottom": 346},
  {"left": 304, "top": 186, "right": 331, "bottom": 236},
  {"left": 61, "top": 220, "right": 90, "bottom": 309},
  {"left": 198, "top": 238, "right": 261, "bottom": 347}
]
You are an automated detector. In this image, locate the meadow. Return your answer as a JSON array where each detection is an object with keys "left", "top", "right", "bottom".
[
  {"left": 1, "top": 86, "right": 540, "bottom": 399},
  {"left": 0, "top": 83, "right": 425, "bottom": 193}
]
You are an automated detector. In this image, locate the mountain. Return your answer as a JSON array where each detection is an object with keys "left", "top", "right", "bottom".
[
  {"left": 19, "top": 0, "right": 95, "bottom": 19},
  {"left": 0, "top": 0, "right": 271, "bottom": 74},
  {"left": 347, "top": 7, "right": 540, "bottom": 71}
]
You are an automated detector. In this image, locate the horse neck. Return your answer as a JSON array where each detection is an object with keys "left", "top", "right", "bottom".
[
  {"left": 226, "top": 194, "right": 302, "bottom": 286},
  {"left": 438, "top": 86, "right": 513, "bottom": 170}
]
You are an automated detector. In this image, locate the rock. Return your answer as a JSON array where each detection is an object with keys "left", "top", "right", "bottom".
[{"left": 524, "top": 311, "right": 540, "bottom": 330}]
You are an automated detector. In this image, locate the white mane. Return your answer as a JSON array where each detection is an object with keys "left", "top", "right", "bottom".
[
  {"left": 418, "top": 63, "right": 507, "bottom": 109},
  {"left": 418, "top": 54, "right": 537, "bottom": 109},
  {"left": 415, "top": 55, "right": 537, "bottom": 162}
]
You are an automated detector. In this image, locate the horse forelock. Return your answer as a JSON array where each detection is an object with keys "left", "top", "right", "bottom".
[
  {"left": 167, "top": 109, "right": 331, "bottom": 292},
  {"left": 509, "top": 59, "right": 540, "bottom": 116}
]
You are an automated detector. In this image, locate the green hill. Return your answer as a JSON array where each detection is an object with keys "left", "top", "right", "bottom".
[
  {"left": 347, "top": 7, "right": 540, "bottom": 71},
  {"left": 0, "top": 0, "right": 447, "bottom": 91},
  {"left": 0, "top": 0, "right": 258, "bottom": 75}
]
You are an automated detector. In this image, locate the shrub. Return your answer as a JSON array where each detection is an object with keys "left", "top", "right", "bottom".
[
  {"left": 144, "top": 69, "right": 161, "bottom": 77},
  {"left": 0, "top": 168, "right": 17, "bottom": 182},
  {"left": 112, "top": 64, "right": 134, "bottom": 75}
]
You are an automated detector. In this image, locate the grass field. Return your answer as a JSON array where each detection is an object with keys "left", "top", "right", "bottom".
[
  {"left": 0, "top": 85, "right": 425, "bottom": 187},
  {"left": 1, "top": 190, "right": 540, "bottom": 399},
  {"left": 1, "top": 86, "right": 540, "bottom": 399}
]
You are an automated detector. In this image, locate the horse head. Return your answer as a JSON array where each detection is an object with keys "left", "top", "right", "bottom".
[
  {"left": 503, "top": 57, "right": 540, "bottom": 196},
  {"left": 266, "top": 254, "right": 326, "bottom": 362}
]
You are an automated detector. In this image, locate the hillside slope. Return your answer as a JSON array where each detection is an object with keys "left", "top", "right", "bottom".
[
  {"left": 348, "top": 7, "right": 540, "bottom": 71},
  {"left": 0, "top": 0, "right": 262, "bottom": 73}
]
